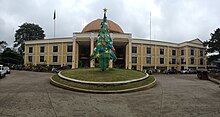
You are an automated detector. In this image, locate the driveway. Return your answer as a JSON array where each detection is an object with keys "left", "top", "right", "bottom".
[{"left": 0, "top": 71, "right": 219, "bottom": 117}]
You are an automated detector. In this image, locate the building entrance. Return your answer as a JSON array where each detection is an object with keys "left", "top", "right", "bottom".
[
  {"left": 113, "top": 44, "right": 126, "bottom": 68},
  {"left": 78, "top": 44, "right": 90, "bottom": 68}
]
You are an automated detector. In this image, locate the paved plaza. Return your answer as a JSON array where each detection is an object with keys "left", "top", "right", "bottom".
[{"left": 0, "top": 70, "right": 219, "bottom": 117}]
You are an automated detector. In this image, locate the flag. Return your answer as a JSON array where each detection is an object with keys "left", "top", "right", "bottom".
[{"left": 53, "top": 10, "right": 56, "bottom": 20}]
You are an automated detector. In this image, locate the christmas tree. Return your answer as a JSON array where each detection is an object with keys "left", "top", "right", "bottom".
[{"left": 91, "top": 8, "right": 117, "bottom": 71}]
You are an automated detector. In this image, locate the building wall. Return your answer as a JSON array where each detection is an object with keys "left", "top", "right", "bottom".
[
  {"left": 24, "top": 34, "right": 207, "bottom": 71},
  {"left": 25, "top": 41, "right": 79, "bottom": 68},
  {"left": 130, "top": 39, "right": 207, "bottom": 71}
]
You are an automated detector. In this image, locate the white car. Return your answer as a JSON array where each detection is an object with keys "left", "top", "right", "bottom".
[
  {"left": 0, "top": 65, "right": 7, "bottom": 78},
  {"left": 4, "top": 67, "right": 10, "bottom": 74},
  {"left": 180, "top": 69, "right": 189, "bottom": 74}
]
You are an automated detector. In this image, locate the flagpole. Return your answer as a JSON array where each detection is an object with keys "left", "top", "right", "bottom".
[
  {"left": 54, "top": 19, "right": 55, "bottom": 38},
  {"left": 150, "top": 12, "right": 151, "bottom": 42},
  {"left": 53, "top": 10, "right": 56, "bottom": 39},
  {"left": 150, "top": 12, "right": 152, "bottom": 70}
]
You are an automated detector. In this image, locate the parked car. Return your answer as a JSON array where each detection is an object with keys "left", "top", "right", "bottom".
[
  {"left": 188, "top": 69, "right": 197, "bottom": 74},
  {"left": 181, "top": 69, "right": 197, "bottom": 74},
  {"left": 51, "top": 67, "right": 60, "bottom": 73},
  {"left": 180, "top": 69, "right": 189, "bottom": 74},
  {"left": 0, "top": 65, "right": 7, "bottom": 78},
  {"left": 3, "top": 67, "right": 10, "bottom": 74},
  {"left": 165, "top": 69, "right": 177, "bottom": 74}
]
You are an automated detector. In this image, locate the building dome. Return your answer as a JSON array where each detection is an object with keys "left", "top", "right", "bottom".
[{"left": 82, "top": 19, "right": 124, "bottom": 33}]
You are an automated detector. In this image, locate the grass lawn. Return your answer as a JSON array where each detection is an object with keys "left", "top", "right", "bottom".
[
  {"left": 209, "top": 73, "right": 220, "bottom": 80},
  {"left": 61, "top": 68, "right": 146, "bottom": 82},
  {"left": 51, "top": 74, "right": 155, "bottom": 91}
]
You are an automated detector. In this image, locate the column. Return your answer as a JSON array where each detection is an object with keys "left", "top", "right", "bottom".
[
  {"left": 154, "top": 45, "right": 157, "bottom": 69},
  {"left": 24, "top": 46, "right": 27, "bottom": 66},
  {"left": 185, "top": 47, "right": 189, "bottom": 69},
  {"left": 128, "top": 35, "right": 132, "bottom": 69},
  {"left": 72, "top": 33, "right": 76, "bottom": 69},
  {"left": 167, "top": 46, "right": 170, "bottom": 70},
  {"left": 61, "top": 42, "right": 64, "bottom": 67},
  {"left": 140, "top": 44, "right": 143, "bottom": 71},
  {"left": 34, "top": 45, "right": 37, "bottom": 65},
  {"left": 109, "top": 33, "right": 114, "bottom": 68},
  {"left": 90, "top": 33, "right": 95, "bottom": 68},
  {"left": 47, "top": 43, "right": 50, "bottom": 66}
]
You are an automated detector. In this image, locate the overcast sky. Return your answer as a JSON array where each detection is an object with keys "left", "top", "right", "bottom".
[{"left": 1, "top": 0, "right": 220, "bottom": 46}]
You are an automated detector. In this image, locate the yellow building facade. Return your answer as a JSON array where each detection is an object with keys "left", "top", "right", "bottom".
[{"left": 24, "top": 19, "right": 206, "bottom": 71}]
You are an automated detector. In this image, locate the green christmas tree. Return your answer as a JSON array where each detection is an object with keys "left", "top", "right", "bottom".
[{"left": 91, "top": 8, "right": 117, "bottom": 71}]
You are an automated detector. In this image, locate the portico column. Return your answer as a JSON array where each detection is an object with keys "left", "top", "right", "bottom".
[
  {"left": 185, "top": 47, "right": 189, "bottom": 69},
  {"left": 109, "top": 33, "right": 114, "bottom": 68},
  {"left": 72, "top": 33, "right": 76, "bottom": 69},
  {"left": 167, "top": 46, "right": 170, "bottom": 70},
  {"left": 47, "top": 43, "right": 50, "bottom": 66},
  {"left": 154, "top": 45, "right": 157, "bottom": 69},
  {"left": 90, "top": 33, "right": 95, "bottom": 68},
  {"left": 128, "top": 35, "right": 132, "bottom": 69},
  {"left": 140, "top": 43, "right": 143, "bottom": 71}
]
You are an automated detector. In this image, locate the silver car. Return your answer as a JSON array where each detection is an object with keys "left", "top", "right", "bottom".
[{"left": 3, "top": 67, "right": 10, "bottom": 74}]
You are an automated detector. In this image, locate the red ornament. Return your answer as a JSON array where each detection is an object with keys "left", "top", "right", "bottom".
[
  {"left": 103, "top": 43, "right": 106, "bottom": 46},
  {"left": 112, "top": 48, "right": 115, "bottom": 51}
]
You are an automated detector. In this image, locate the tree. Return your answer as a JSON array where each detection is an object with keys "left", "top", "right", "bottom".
[
  {"left": 0, "top": 41, "right": 8, "bottom": 50},
  {"left": 204, "top": 28, "right": 220, "bottom": 62},
  {"left": 14, "top": 23, "right": 45, "bottom": 55},
  {"left": 0, "top": 48, "right": 23, "bottom": 65},
  {"left": 91, "top": 9, "right": 116, "bottom": 71}
]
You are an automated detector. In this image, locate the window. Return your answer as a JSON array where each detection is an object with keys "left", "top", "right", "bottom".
[
  {"left": 191, "top": 48, "right": 194, "bottom": 56},
  {"left": 190, "top": 57, "right": 194, "bottom": 64},
  {"left": 29, "top": 47, "right": 33, "bottom": 53},
  {"left": 146, "top": 47, "right": 151, "bottom": 54},
  {"left": 172, "top": 58, "right": 176, "bottom": 64},
  {"left": 40, "top": 46, "right": 45, "bottom": 53},
  {"left": 181, "top": 58, "right": 185, "bottom": 64},
  {"left": 40, "top": 56, "right": 44, "bottom": 62},
  {"left": 160, "top": 48, "right": 164, "bottom": 55},
  {"left": 67, "top": 45, "right": 73, "bottom": 52},
  {"left": 146, "top": 57, "right": 151, "bottom": 64},
  {"left": 132, "top": 46, "right": 137, "bottom": 53},
  {"left": 160, "top": 58, "right": 164, "bottom": 64},
  {"left": 181, "top": 49, "right": 184, "bottom": 55},
  {"left": 53, "top": 56, "right": 58, "bottom": 62},
  {"left": 200, "top": 49, "right": 204, "bottom": 56},
  {"left": 28, "top": 56, "right": 32, "bottom": 62},
  {"left": 67, "top": 56, "right": 72, "bottom": 62},
  {"left": 132, "top": 57, "right": 137, "bottom": 63},
  {"left": 200, "top": 58, "right": 204, "bottom": 65},
  {"left": 172, "top": 49, "right": 176, "bottom": 56},
  {"left": 53, "top": 46, "right": 58, "bottom": 52}
]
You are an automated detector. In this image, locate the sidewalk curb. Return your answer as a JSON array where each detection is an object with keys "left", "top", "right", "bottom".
[
  {"left": 50, "top": 76, "right": 157, "bottom": 93},
  {"left": 208, "top": 76, "right": 220, "bottom": 87},
  {"left": 58, "top": 71, "right": 149, "bottom": 85}
]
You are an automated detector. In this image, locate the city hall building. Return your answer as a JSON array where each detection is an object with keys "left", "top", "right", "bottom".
[{"left": 24, "top": 19, "right": 207, "bottom": 71}]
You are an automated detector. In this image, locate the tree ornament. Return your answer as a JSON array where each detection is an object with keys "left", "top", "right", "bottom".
[
  {"left": 96, "top": 53, "right": 100, "bottom": 58},
  {"left": 112, "top": 47, "right": 115, "bottom": 51},
  {"left": 98, "top": 43, "right": 101, "bottom": 46},
  {"left": 108, "top": 45, "right": 112, "bottom": 49},
  {"left": 99, "top": 47, "right": 104, "bottom": 52},
  {"left": 105, "top": 50, "right": 109, "bottom": 54}
]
